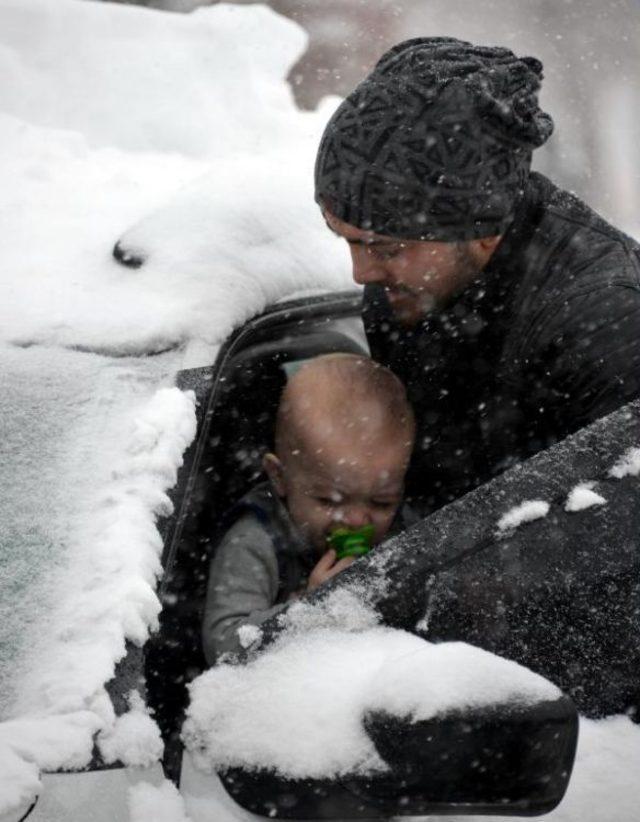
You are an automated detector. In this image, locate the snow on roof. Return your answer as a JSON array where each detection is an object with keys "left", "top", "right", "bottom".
[
  {"left": 0, "top": 0, "right": 350, "bottom": 358},
  {"left": 183, "top": 626, "right": 560, "bottom": 779}
]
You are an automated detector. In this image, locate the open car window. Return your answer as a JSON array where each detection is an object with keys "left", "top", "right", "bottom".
[{"left": 143, "top": 292, "right": 367, "bottom": 779}]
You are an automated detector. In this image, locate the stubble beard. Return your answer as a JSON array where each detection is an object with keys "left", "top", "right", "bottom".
[{"left": 389, "top": 241, "right": 482, "bottom": 327}]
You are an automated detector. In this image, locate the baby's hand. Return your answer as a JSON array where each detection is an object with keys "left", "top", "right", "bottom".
[{"left": 307, "top": 549, "right": 355, "bottom": 592}]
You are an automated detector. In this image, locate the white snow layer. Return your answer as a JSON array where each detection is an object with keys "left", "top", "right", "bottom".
[
  {"left": 0, "top": 0, "right": 350, "bottom": 356},
  {"left": 608, "top": 446, "right": 640, "bottom": 479},
  {"left": 565, "top": 482, "right": 607, "bottom": 512},
  {"left": 0, "top": 384, "right": 196, "bottom": 812},
  {"left": 1, "top": 0, "right": 640, "bottom": 818},
  {"left": 183, "top": 627, "right": 559, "bottom": 779},
  {"left": 497, "top": 499, "right": 550, "bottom": 532},
  {"left": 0, "top": 0, "right": 349, "bottom": 813},
  {"left": 98, "top": 692, "right": 164, "bottom": 768},
  {"left": 129, "top": 780, "right": 192, "bottom": 822}
]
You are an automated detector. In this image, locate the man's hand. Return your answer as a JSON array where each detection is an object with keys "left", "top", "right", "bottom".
[{"left": 307, "top": 549, "right": 355, "bottom": 592}]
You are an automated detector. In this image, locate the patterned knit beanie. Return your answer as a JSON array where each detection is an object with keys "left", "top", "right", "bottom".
[{"left": 315, "top": 37, "right": 554, "bottom": 241}]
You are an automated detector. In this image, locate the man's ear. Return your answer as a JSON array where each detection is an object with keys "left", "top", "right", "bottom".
[
  {"left": 263, "top": 452, "right": 286, "bottom": 497},
  {"left": 478, "top": 234, "right": 503, "bottom": 254},
  {"left": 469, "top": 234, "right": 503, "bottom": 269}
]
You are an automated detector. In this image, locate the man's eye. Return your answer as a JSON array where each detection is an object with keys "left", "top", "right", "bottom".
[
  {"left": 373, "top": 499, "right": 397, "bottom": 509},
  {"left": 316, "top": 497, "right": 337, "bottom": 506},
  {"left": 372, "top": 246, "right": 400, "bottom": 262}
]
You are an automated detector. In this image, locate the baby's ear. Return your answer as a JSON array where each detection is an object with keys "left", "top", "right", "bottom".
[{"left": 263, "top": 452, "right": 286, "bottom": 497}]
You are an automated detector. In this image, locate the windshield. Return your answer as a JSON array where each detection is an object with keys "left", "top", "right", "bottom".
[{"left": 0, "top": 345, "right": 180, "bottom": 719}]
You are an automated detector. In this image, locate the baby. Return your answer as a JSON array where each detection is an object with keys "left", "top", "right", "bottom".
[{"left": 202, "top": 352, "right": 415, "bottom": 664}]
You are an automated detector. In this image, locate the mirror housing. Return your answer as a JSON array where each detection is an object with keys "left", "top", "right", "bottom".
[{"left": 219, "top": 691, "right": 578, "bottom": 819}]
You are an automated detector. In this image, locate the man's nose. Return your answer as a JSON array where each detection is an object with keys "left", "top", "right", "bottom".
[{"left": 350, "top": 245, "right": 385, "bottom": 285}]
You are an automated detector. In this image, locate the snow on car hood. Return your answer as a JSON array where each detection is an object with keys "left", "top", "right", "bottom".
[{"left": 0, "top": 0, "right": 349, "bottom": 814}]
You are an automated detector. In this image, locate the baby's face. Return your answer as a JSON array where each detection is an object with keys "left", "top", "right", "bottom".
[{"left": 276, "top": 427, "right": 411, "bottom": 556}]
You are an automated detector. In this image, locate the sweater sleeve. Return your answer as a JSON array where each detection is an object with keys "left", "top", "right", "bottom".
[{"left": 202, "top": 514, "right": 287, "bottom": 666}]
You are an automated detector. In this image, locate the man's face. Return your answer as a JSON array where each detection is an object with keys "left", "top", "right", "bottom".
[{"left": 323, "top": 209, "right": 498, "bottom": 326}]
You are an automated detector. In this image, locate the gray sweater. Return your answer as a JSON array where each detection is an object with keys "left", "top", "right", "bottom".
[{"left": 202, "top": 483, "right": 315, "bottom": 665}]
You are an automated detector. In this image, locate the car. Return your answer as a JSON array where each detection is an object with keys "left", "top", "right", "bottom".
[{"left": 5, "top": 288, "right": 639, "bottom": 822}]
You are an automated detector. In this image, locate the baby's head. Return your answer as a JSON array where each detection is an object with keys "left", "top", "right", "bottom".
[{"left": 263, "top": 353, "right": 415, "bottom": 555}]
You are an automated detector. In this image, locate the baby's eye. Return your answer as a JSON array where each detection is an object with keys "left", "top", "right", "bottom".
[
  {"left": 372, "top": 499, "right": 398, "bottom": 509},
  {"left": 315, "top": 496, "right": 338, "bottom": 507}
]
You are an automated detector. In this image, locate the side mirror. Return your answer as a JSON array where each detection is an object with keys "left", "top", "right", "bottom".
[{"left": 219, "top": 690, "right": 577, "bottom": 819}]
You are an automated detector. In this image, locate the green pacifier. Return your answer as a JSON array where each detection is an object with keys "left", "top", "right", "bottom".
[{"left": 327, "top": 524, "right": 375, "bottom": 560}]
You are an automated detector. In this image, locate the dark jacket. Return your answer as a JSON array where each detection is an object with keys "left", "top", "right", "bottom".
[{"left": 364, "top": 172, "right": 640, "bottom": 512}]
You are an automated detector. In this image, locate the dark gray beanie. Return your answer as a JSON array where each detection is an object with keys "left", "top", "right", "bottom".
[{"left": 315, "top": 37, "right": 554, "bottom": 241}]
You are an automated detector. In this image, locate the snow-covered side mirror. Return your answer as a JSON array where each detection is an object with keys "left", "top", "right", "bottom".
[
  {"left": 217, "top": 690, "right": 577, "bottom": 819},
  {"left": 184, "top": 631, "right": 578, "bottom": 820}
]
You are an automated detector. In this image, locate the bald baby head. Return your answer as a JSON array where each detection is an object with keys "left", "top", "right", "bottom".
[
  {"left": 264, "top": 353, "right": 414, "bottom": 554},
  {"left": 275, "top": 353, "right": 414, "bottom": 457}
]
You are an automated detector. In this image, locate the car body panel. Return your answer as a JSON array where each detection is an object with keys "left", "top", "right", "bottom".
[{"left": 23, "top": 765, "right": 164, "bottom": 822}]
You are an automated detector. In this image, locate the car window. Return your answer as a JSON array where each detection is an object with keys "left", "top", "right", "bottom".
[{"left": 145, "top": 298, "right": 367, "bottom": 776}]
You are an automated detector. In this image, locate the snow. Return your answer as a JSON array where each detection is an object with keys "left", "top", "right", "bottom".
[
  {"left": 236, "top": 624, "right": 263, "bottom": 651},
  {"left": 496, "top": 499, "right": 550, "bottom": 533},
  {"left": 98, "top": 692, "right": 164, "bottom": 768},
  {"left": 0, "top": 0, "right": 349, "bottom": 814},
  {"left": 365, "top": 641, "right": 560, "bottom": 721},
  {"left": 276, "top": 586, "right": 380, "bottom": 636},
  {"left": 129, "top": 780, "right": 192, "bottom": 822},
  {"left": 183, "top": 627, "right": 559, "bottom": 779},
  {"left": 1, "top": 0, "right": 639, "bottom": 818},
  {"left": 608, "top": 446, "right": 640, "bottom": 479},
  {"left": 544, "top": 716, "right": 640, "bottom": 822},
  {"left": 0, "top": 0, "right": 349, "bottom": 358},
  {"left": 565, "top": 482, "right": 607, "bottom": 512},
  {"left": 0, "top": 382, "right": 196, "bottom": 810},
  {"left": 0, "top": 711, "right": 102, "bottom": 811}
]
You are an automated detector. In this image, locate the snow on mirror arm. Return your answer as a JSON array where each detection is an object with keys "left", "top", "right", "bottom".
[{"left": 184, "top": 629, "right": 577, "bottom": 819}]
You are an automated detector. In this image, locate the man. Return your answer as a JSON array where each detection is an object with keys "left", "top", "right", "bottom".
[{"left": 314, "top": 37, "right": 640, "bottom": 512}]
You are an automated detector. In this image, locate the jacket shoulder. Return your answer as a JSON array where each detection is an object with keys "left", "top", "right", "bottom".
[
  {"left": 533, "top": 174, "right": 640, "bottom": 287},
  {"left": 213, "top": 509, "right": 278, "bottom": 569}
]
